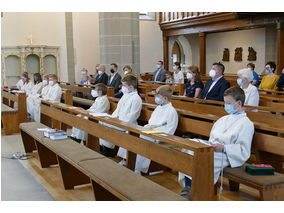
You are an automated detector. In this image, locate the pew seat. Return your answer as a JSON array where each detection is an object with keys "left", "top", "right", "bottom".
[
  {"left": 73, "top": 96, "right": 94, "bottom": 107},
  {"left": 223, "top": 163, "right": 284, "bottom": 200},
  {"left": 19, "top": 122, "right": 186, "bottom": 201},
  {"left": 2, "top": 103, "right": 19, "bottom": 134}
]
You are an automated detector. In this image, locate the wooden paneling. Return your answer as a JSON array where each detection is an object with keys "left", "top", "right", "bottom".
[
  {"left": 277, "top": 22, "right": 284, "bottom": 75},
  {"left": 199, "top": 32, "right": 206, "bottom": 75}
]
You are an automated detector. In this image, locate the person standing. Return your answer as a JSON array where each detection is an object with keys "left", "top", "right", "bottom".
[{"left": 152, "top": 61, "right": 166, "bottom": 82}]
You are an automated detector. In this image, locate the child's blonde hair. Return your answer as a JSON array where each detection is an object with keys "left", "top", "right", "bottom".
[{"left": 156, "top": 85, "right": 173, "bottom": 100}]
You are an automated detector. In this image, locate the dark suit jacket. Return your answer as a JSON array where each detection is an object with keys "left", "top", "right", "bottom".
[
  {"left": 152, "top": 68, "right": 166, "bottom": 82},
  {"left": 199, "top": 76, "right": 230, "bottom": 101},
  {"left": 94, "top": 73, "right": 108, "bottom": 85},
  {"left": 107, "top": 73, "right": 122, "bottom": 93}
]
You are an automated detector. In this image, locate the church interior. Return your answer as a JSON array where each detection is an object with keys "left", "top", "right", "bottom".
[{"left": 1, "top": 7, "right": 284, "bottom": 208}]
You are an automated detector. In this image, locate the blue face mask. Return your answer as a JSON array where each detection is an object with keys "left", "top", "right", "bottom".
[
  {"left": 224, "top": 103, "right": 238, "bottom": 114},
  {"left": 156, "top": 64, "right": 161, "bottom": 69},
  {"left": 155, "top": 97, "right": 164, "bottom": 105},
  {"left": 237, "top": 78, "right": 243, "bottom": 87}
]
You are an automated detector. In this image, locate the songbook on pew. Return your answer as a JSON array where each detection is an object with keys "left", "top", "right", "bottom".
[
  {"left": 42, "top": 129, "right": 67, "bottom": 140},
  {"left": 246, "top": 163, "right": 275, "bottom": 175}
]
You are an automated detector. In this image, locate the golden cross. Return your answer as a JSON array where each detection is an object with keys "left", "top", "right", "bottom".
[{"left": 27, "top": 34, "right": 34, "bottom": 45}]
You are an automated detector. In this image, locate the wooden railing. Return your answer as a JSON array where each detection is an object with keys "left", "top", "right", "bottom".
[{"left": 159, "top": 12, "right": 217, "bottom": 24}]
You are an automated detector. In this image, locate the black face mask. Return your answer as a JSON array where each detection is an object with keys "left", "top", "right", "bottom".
[{"left": 110, "top": 69, "right": 115, "bottom": 74}]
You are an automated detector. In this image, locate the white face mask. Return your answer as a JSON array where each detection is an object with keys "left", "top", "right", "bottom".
[
  {"left": 91, "top": 90, "right": 98, "bottom": 97},
  {"left": 98, "top": 71, "right": 103, "bottom": 75},
  {"left": 124, "top": 71, "right": 129, "bottom": 75},
  {"left": 42, "top": 80, "right": 48, "bottom": 86},
  {"left": 209, "top": 69, "right": 216, "bottom": 78},
  {"left": 187, "top": 73, "right": 193, "bottom": 79},
  {"left": 121, "top": 86, "right": 129, "bottom": 94},
  {"left": 49, "top": 80, "right": 54, "bottom": 86}
]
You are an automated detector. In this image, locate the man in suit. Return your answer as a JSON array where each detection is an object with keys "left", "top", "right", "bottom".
[
  {"left": 107, "top": 63, "right": 122, "bottom": 93},
  {"left": 199, "top": 62, "right": 230, "bottom": 101},
  {"left": 94, "top": 65, "right": 108, "bottom": 85},
  {"left": 152, "top": 61, "right": 166, "bottom": 82}
]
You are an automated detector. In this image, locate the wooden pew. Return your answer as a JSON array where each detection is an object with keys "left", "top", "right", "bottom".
[
  {"left": 138, "top": 80, "right": 185, "bottom": 95},
  {"left": 42, "top": 98, "right": 284, "bottom": 200},
  {"left": 19, "top": 122, "right": 186, "bottom": 201},
  {"left": 140, "top": 73, "right": 153, "bottom": 81},
  {"left": 145, "top": 92, "right": 284, "bottom": 114},
  {"left": 38, "top": 100, "right": 215, "bottom": 201},
  {"left": 48, "top": 94, "right": 284, "bottom": 200},
  {"left": 1, "top": 89, "right": 27, "bottom": 134}
]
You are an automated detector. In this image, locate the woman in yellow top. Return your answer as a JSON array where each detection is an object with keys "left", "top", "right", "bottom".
[{"left": 259, "top": 61, "right": 279, "bottom": 91}]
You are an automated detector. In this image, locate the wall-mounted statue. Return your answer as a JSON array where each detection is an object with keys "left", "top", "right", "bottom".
[
  {"left": 222, "top": 48, "right": 229, "bottom": 61},
  {"left": 234, "top": 47, "right": 243, "bottom": 61},
  {"left": 248, "top": 47, "right": 257, "bottom": 61}
]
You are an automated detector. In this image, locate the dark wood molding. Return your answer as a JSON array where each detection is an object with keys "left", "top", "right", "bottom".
[
  {"left": 199, "top": 33, "right": 206, "bottom": 75},
  {"left": 163, "top": 34, "right": 169, "bottom": 71},
  {"left": 277, "top": 21, "right": 284, "bottom": 75},
  {"left": 161, "top": 13, "right": 284, "bottom": 37}
]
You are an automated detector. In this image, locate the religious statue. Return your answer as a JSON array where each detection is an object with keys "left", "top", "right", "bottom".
[
  {"left": 248, "top": 47, "right": 257, "bottom": 61},
  {"left": 234, "top": 47, "right": 243, "bottom": 61},
  {"left": 222, "top": 48, "right": 229, "bottom": 61},
  {"left": 27, "top": 34, "right": 34, "bottom": 45}
]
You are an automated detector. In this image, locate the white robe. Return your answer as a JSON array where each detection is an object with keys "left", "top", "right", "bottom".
[
  {"left": 16, "top": 79, "right": 23, "bottom": 89},
  {"left": 32, "top": 83, "right": 62, "bottom": 122},
  {"left": 242, "top": 84, "right": 259, "bottom": 111},
  {"left": 21, "top": 82, "right": 33, "bottom": 94},
  {"left": 178, "top": 112, "right": 254, "bottom": 187},
  {"left": 71, "top": 96, "right": 110, "bottom": 140},
  {"left": 135, "top": 102, "right": 179, "bottom": 173},
  {"left": 174, "top": 71, "right": 184, "bottom": 84},
  {"left": 26, "top": 82, "right": 43, "bottom": 115},
  {"left": 99, "top": 90, "right": 142, "bottom": 149}
]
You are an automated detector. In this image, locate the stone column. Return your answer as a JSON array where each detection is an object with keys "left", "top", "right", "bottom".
[
  {"left": 99, "top": 12, "right": 140, "bottom": 76},
  {"left": 65, "top": 12, "right": 75, "bottom": 83}
]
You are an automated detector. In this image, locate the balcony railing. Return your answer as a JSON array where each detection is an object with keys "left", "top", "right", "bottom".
[{"left": 159, "top": 12, "right": 216, "bottom": 24}]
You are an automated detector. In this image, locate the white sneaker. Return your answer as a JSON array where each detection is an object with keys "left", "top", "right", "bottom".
[{"left": 118, "top": 159, "right": 126, "bottom": 166}]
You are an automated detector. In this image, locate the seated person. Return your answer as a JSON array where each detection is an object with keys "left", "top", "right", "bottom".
[
  {"left": 259, "top": 61, "right": 279, "bottom": 91},
  {"left": 173, "top": 62, "right": 184, "bottom": 84},
  {"left": 276, "top": 68, "right": 284, "bottom": 91},
  {"left": 100, "top": 75, "right": 142, "bottom": 157},
  {"left": 70, "top": 83, "right": 110, "bottom": 144},
  {"left": 152, "top": 60, "right": 166, "bottom": 82},
  {"left": 26, "top": 73, "right": 43, "bottom": 116},
  {"left": 123, "top": 65, "right": 133, "bottom": 76},
  {"left": 134, "top": 85, "right": 178, "bottom": 174},
  {"left": 115, "top": 65, "right": 133, "bottom": 99},
  {"left": 237, "top": 68, "right": 259, "bottom": 107},
  {"left": 165, "top": 71, "right": 173, "bottom": 83},
  {"left": 183, "top": 65, "right": 203, "bottom": 98},
  {"left": 16, "top": 71, "right": 28, "bottom": 90},
  {"left": 32, "top": 74, "right": 62, "bottom": 122},
  {"left": 19, "top": 72, "right": 33, "bottom": 94},
  {"left": 79, "top": 68, "right": 91, "bottom": 84},
  {"left": 94, "top": 65, "right": 108, "bottom": 85},
  {"left": 178, "top": 86, "right": 254, "bottom": 200},
  {"left": 107, "top": 63, "right": 122, "bottom": 94},
  {"left": 247, "top": 63, "right": 260, "bottom": 87},
  {"left": 199, "top": 62, "right": 230, "bottom": 101}
]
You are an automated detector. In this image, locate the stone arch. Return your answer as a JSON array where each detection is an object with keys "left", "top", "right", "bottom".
[{"left": 168, "top": 35, "right": 193, "bottom": 72}]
